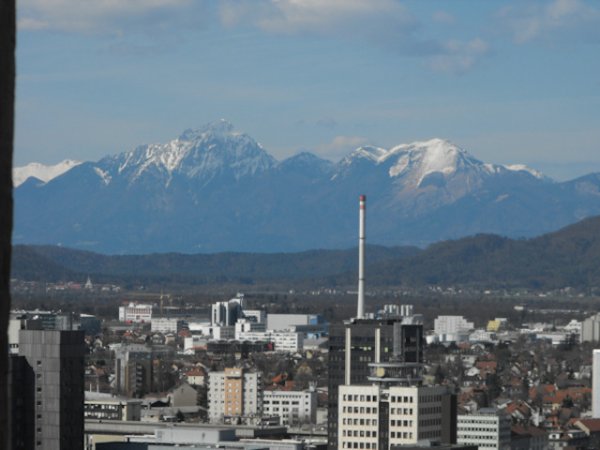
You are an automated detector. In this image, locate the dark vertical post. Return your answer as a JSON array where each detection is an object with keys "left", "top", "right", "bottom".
[{"left": 0, "top": 1, "right": 16, "bottom": 448}]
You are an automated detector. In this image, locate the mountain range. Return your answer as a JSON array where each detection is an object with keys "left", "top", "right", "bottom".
[{"left": 14, "top": 119, "right": 600, "bottom": 253}]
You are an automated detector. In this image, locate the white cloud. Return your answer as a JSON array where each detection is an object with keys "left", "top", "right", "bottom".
[
  {"left": 499, "top": 0, "right": 600, "bottom": 43},
  {"left": 18, "top": 0, "right": 203, "bottom": 35},
  {"left": 315, "top": 135, "right": 369, "bottom": 161}
]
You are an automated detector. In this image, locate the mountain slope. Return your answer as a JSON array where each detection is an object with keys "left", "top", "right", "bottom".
[{"left": 358, "top": 215, "right": 600, "bottom": 289}]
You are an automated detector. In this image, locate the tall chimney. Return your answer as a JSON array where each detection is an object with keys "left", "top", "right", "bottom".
[{"left": 357, "top": 195, "right": 366, "bottom": 319}]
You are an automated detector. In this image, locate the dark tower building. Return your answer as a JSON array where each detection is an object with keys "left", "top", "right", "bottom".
[
  {"left": 7, "top": 355, "right": 35, "bottom": 450},
  {"left": 327, "top": 196, "right": 429, "bottom": 449},
  {"left": 14, "top": 329, "right": 85, "bottom": 450},
  {"left": 327, "top": 317, "right": 424, "bottom": 449}
]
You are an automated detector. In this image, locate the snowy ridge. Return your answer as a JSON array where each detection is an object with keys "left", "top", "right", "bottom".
[
  {"left": 98, "top": 120, "right": 275, "bottom": 185},
  {"left": 340, "top": 138, "right": 548, "bottom": 185},
  {"left": 13, "top": 159, "right": 82, "bottom": 187},
  {"left": 504, "top": 164, "right": 547, "bottom": 180}
]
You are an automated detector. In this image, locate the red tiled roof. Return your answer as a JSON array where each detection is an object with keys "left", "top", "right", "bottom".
[{"left": 575, "top": 418, "right": 600, "bottom": 433}]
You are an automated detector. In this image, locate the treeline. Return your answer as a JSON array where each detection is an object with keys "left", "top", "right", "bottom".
[
  {"left": 11, "top": 215, "right": 600, "bottom": 289},
  {"left": 11, "top": 244, "right": 418, "bottom": 286}
]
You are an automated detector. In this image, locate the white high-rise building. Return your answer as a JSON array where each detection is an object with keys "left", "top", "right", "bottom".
[
  {"left": 457, "top": 409, "right": 511, "bottom": 450},
  {"left": 593, "top": 349, "right": 600, "bottom": 418}
]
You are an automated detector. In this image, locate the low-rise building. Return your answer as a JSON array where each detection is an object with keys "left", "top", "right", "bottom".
[
  {"left": 119, "top": 303, "right": 153, "bottom": 323},
  {"left": 84, "top": 393, "right": 142, "bottom": 421},
  {"left": 236, "top": 330, "right": 303, "bottom": 352},
  {"left": 151, "top": 317, "right": 185, "bottom": 334},
  {"left": 263, "top": 387, "right": 317, "bottom": 426}
]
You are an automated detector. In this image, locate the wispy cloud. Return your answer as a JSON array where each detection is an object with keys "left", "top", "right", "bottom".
[
  {"left": 19, "top": 0, "right": 490, "bottom": 74},
  {"left": 428, "top": 38, "right": 490, "bottom": 74},
  {"left": 315, "top": 135, "right": 370, "bottom": 161},
  {"left": 218, "top": 0, "right": 489, "bottom": 74},
  {"left": 499, "top": 0, "right": 600, "bottom": 44},
  {"left": 18, "top": 0, "right": 205, "bottom": 35},
  {"left": 219, "top": 0, "right": 414, "bottom": 36}
]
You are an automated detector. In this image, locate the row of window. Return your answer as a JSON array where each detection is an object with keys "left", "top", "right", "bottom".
[
  {"left": 420, "top": 430, "right": 440, "bottom": 440},
  {"left": 390, "top": 407, "right": 413, "bottom": 415},
  {"left": 390, "top": 419, "right": 413, "bottom": 427},
  {"left": 342, "top": 406, "right": 376, "bottom": 414},
  {"left": 419, "top": 418, "right": 442, "bottom": 427},
  {"left": 342, "top": 394, "right": 378, "bottom": 402},
  {"left": 341, "top": 441, "right": 376, "bottom": 449},
  {"left": 390, "top": 431, "right": 414, "bottom": 439},
  {"left": 342, "top": 429, "right": 377, "bottom": 438},
  {"left": 458, "top": 428, "right": 501, "bottom": 436},
  {"left": 341, "top": 418, "right": 378, "bottom": 426},
  {"left": 264, "top": 400, "right": 300, "bottom": 405}
]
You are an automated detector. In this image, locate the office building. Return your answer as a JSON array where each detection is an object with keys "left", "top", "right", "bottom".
[
  {"left": 114, "top": 344, "right": 174, "bottom": 397},
  {"left": 593, "top": 349, "right": 600, "bottom": 418},
  {"left": 338, "top": 384, "right": 449, "bottom": 449},
  {"left": 14, "top": 329, "right": 85, "bottom": 450},
  {"left": 211, "top": 295, "right": 244, "bottom": 326},
  {"left": 434, "top": 316, "right": 474, "bottom": 335},
  {"left": 457, "top": 409, "right": 511, "bottom": 450},
  {"left": 263, "top": 387, "right": 317, "bottom": 426},
  {"left": 118, "top": 303, "right": 153, "bottom": 323},
  {"left": 235, "top": 329, "right": 304, "bottom": 352},
  {"left": 328, "top": 317, "right": 424, "bottom": 449},
  {"left": 243, "top": 309, "right": 266, "bottom": 324},
  {"left": 7, "top": 355, "right": 35, "bottom": 449},
  {"left": 583, "top": 314, "right": 600, "bottom": 342},
  {"left": 84, "top": 392, "right": 142, "bottom": 421},
  {"left": 151, "top": 317, "right": 185, "bottom": 334}
]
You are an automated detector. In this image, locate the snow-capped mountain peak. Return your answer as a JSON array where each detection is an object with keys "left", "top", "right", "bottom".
[
  {"left": 385, "top": 138, "right": 472, "bottom": 179},
  {"left": 99, "top": 121, "right": 275, "bottom": 185},
  {"left": 13, "top": 159, "right": 81, "bottom": 187}
]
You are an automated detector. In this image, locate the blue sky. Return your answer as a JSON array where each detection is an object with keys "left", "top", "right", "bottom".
[{"left": 15, "top": 0, "right": 600, "bottom": 180}]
